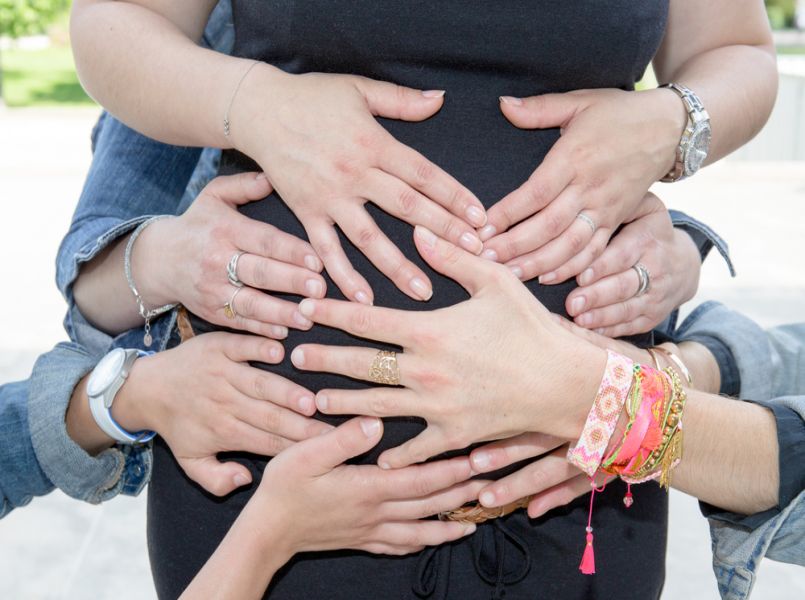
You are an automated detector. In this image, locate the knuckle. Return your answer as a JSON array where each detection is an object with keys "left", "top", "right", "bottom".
[
  {"left": 263, "top": 409, "right": 282, "bottom": 436},
  {"left": 439, "top": 218, "right": 459, "bottom": 243},
  {"left": 567, "top": 231, "right": 586, "bottom": 253},
  {"left": 369, "top": 394, "right": 397, "bottom": 416},
  {"left": 504, "top": 237, "right": 522, "bottom": 261},
  {"left": 251, "top": 374, "right": 269, "bottom": 400},
  {"left": 526, "top": 180, "right": 548, "bottom": 209},
  {"left": 544, "top": 213, "right": 564, "bottom": 238},
  {"left": 413, "top": 159, "right": 435, "bottom": 187},
  {"left": 349, "top": 307, "right": 373, "bottom": 335},
  {"left": 397, "top": 187, "right": 419, "bottom": 218},
  {"left": 355, "top": 227, "right": 380, "bottom": 250},
  {"left": 238, "top": 292, "right": 257, "bottom": 317}
]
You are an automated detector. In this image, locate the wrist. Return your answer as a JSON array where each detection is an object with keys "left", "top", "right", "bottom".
[
  {"left": 561, "top": 345, "right": 609, "bottom": 440},
  {"left": 229, "top": 62, "right": 291, "bottom": 158},
  {"left": 111, "top": 353, "right": 164, "bottom": 434},
  {"left": 643, "top": 87, "right": 688, "bottom": 179},
  {"left": 247, "top": 484, "right": 298, "bottom": 558},
  {"left": 130, "top": 217, "right": 181, "bottom": 309}
]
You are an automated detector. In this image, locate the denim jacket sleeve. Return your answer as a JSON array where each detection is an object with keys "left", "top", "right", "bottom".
[{"left": 673, "top": 302, "right": 805, "bottom": 599}]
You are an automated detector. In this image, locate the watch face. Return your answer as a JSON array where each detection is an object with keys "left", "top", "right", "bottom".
[
  {"left": 87, "top": 348, "right": 126, "bottom": 397},
  {"left": 686, "top": 123, "right": 711, "bottom": 175}
]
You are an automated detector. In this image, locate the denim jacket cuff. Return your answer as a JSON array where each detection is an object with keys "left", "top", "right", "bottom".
[
  {"left": 669, "top": 209, "right": 736, "bottom": 276},
  {"left": 27, "top": 342, "right": 152, "bottom": 504}
]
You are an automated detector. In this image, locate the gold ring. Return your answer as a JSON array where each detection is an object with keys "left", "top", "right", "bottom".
[
  {"left": 369, "top": 350, "right": 400, "bottom": 385},
  {"left": 223, "top": 287, "right": 243, "bottom": 319}
]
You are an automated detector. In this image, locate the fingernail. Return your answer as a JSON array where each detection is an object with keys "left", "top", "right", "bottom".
[
  {"left": 355, "top": 290, "right": 372, "bottom": 305},
  {"left": 379, "top": 461, "right": 391, "bottom": 470},
  {"left": 293, "top": 311, "right": 312, "bottom": 328},
  {"left": 479, "top": 224, "right": 497, "bottom": 241},
  {"left": 256, "top": 172, "right": 268, "bottom": 181},
  {"left": 463, "top": 523, "right": 477, "bottom": 536},
  {"left": 570, "top": 296, "right": 586, "bottom": 315},
  {"left": 291, "top": 347, "right": 305, "bottom": 367},
  {"left": 414, "top": 225, "right": 438, "bottom": 248},
  {"left": 595, "top": 328, "right": 606, "bottom": 335},
  {"left": 481, "top": 248, "right": 498, "bottom": 262},
  {"left": 360, "top": 417, "right": 381, "bottom": 437},
  {"left": 316, "top": 393, "right": 328, "bottom": 411},
  {"left": 509, "top": 265, "right": 523, "bottom": 279},
  {"left": 305, "top": 279, "right": 324, "bottom": 298},
  {"left": 233, "top": 473, "right": 251, "bottom": 487},
  {"left": 576, "top": 313, "right": 592, "bottom": 327},
  {"left": 459, "top": 232, "right": 482, "bottom": 254},
  {"left": 466, "top": 205, "right": 487, "bottom": 227},
  {"left": 472, "top": 451, "right": 491, "bottom": 470},
  {"left": 298, "top": 395, "right": 314, "bottom": 413},
  {"left": 579, "top": 268, "right": 594, "bottom": 286},
  {"left": 422, "top": 89, "right": 445, "bottom": 99},
  {"left": 269, "top": 346, "right": 282, "bottom": 361},
  {"left": 299, "top": 298, "right": 315, "bottom": 317},
  {"left": 410, "top": 277, "right": 433, "bottom": 301},
  {"left": 304, "top": 254, "right": 322, "bottom": 272},
  {"left": 270, "top": 325, "right": 288, "bottom": 339},
  {"left": 499, "top": 96, "right": 523, "bottom": 106},
  {"left": 539, "top": 272, "right": 557, "bottom": 284},
  {"left": 479, "top": 491, "right": 496, "bottom": 507}
]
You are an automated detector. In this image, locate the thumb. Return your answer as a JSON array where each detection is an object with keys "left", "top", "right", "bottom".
[
  {"left": 353, "top": 76, "right": 445, "bottom": 122},
  {"left": 413, "top": 226, "right": 492, "bottom": 296},
  {"left": 303, "top": 416, "right": 384, "bottom": 473},
  {"left": 178, "top": 455, "right": 253, "bottom": 497},
  {"left": 499, "top": 92, "right": 581, "bottom": 130},
  {"left": 201, "top": 172, "right": 274, "bottom": 208}
]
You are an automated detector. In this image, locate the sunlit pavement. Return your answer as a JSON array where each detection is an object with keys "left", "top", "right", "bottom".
[{"left": 1, "top": 107, "right": 803, "bottom": 599}]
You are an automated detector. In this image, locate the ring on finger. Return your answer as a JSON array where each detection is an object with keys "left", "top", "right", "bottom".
[
  {"left": 632, "top": 262, "right": 651, "bottom": 297},
  {"left": 575, "top": 212, "right": 597, "bottom": 234},
  {"left": 223, "top": 286, "right": 244, "bottom": 319},
  {"left": 227, "top": 251, "right": 246, "bottom": 287},
  {"left": 369, "top": 350, "right": 401, "bottom": 385}
]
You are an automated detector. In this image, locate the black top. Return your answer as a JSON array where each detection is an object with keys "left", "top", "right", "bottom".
[{"left": 148, "top": 3, "right": 672, "bottom": 599}]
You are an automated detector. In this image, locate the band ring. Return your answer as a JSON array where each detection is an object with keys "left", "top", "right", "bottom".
[
  {"left": 227, "top": 251, "right": 246, "bottom": 288},
  {"left": 632, "top": 262, "right": 651, "bottom": 297},
  {"left": 369, "top": 350, "right": 401, "bottom": 385},
  {"left": 223, "top": 287, "right": 243, "bottom": 319},
  {"left": 576, "top": 212, "right": 597, "bottom": 234}
]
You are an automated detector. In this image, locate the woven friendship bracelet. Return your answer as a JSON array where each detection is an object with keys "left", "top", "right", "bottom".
[{"left": 567, "top": 350, "right": 634, "bottom": 477}]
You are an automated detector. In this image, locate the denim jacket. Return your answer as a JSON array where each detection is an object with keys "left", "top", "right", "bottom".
[{"left": 674, "top": 302, "right": 805, "bottom": 599}]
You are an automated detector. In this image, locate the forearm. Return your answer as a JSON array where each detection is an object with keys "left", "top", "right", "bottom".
[
  {"left": 71, "top": 0, "right": 253, "bottom": 149},
  {"left": 64, "top": 374, "right": 115, "bottom": 456}
]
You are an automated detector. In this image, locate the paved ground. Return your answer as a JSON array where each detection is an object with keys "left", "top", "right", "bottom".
[{"left": 0, "top": 107, "right": 803, "bottom": 599}]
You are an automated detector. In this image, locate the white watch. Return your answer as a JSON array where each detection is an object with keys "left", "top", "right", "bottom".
[{"left": 87, "top": 348, "right": 156, "bottom": 444}]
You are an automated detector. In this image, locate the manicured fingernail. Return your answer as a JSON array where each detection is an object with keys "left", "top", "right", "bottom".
[
  {"left": 479, "top": 224, "right": 497, "bottom": 241},
  {"left": 304, "top": 254, "right": 322, "bottom": 272},
  {"left": 499, "top": 96, "right": 523, "bottom": 106},
  {"left": 291, "top": 347, "right": 305, "bottom": 367},
  {"left": 379, "top": 461, "right": 391, "bottom": 470},
  {"left": 479, "top": 491, "right": 496, "bottom": 507},
  {"left": 509, "top": 265, "right": 523, "bottom": 279},
  {"left": 316, "top": 393, "right": 328, "bottom": 411},
  {"left": 270, "top": 325, "right": 288, "bottom": 339},
  {"left": 233, "top": 473, "right": 251, "bottom": 487},
  {"left": 539, "top": 272, "right": 557, "bottom": 284},
  {"left": 360, "top": 417, "right": 381, "bottom": 437},
  {"left": 293, "top": 311, "right": 312, "bottom": 328},
  {"left": 256, "top": 172, "right": 267, "bottom": 181},
  {"left": 481, "top": 249, "right": 498, "bottom": 262},
  {"left": 463, "top": 523, "right": 477, "bottom": 536},
  {"left": 298, "top": 395, "right": 314, "bottom": 413},
  {"left": 410, "top": 277, "right": 432, "bottom": 301},
  {"left": 459, "top": 232, "right": 482, "bottom": 254},
  {"left": 472, "top": 451, "right": 491, "bottom": 470},
  {"left": 466, "top": 205, "right": 487, "bottom": 227},
  {"left": 305, "top": 279, "right": 324, "bottom": 298},
  {"left": 422, "top": 89, "right": 445, "bottom": 99},
  {"left": 355, "top": 290, "right": 372, "bottom": 305},
  {"left": 299, "top": 298, "right": 315, "bottom": 317},
  {"left": 570, "top": 296, "right": 586, "bottom": 315},
  {"left": 576, "top": 313, "right": 592, "bottom": 327},
  {"left": 579, "top": 268, "right": 594, "bottom": 286},
  {"left": 415, "top": 225, "right": 438, "bottom": 248}
]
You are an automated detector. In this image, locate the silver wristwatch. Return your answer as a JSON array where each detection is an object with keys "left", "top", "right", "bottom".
[
  {"left": 87, "top": 348, "right": 156, "bottom": 444},
  {"left": 659, "top": 83, "right": 711, "bottom": 182}
]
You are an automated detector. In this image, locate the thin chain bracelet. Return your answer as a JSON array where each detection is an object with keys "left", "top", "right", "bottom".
[
  {"left": 223, "top": 60, "right": 260, "bottom": 138},
  {"left": 124, "top": 215, "right": 178, "bottom": 347}
]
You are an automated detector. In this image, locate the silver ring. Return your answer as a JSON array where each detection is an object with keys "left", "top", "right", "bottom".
[
  {"left": 226, "top": 251, "right": 246, "bottom": 287},
  {"left": 576, "top": 213, "right": 597, "bottom": 234},
  {"left": 223, "top": 287, "right": 243, "bottom": 319},
  {"left": 632, "top": 262, "right": 651, "bottom": 297}
]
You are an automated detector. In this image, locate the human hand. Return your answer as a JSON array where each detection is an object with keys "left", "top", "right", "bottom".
[
  {"left": 137, "top": 173, "right": 327, "bottom": 339},
  {"left": 234, "top": 65, "right": 487, "bottom": 304},
  {"left": 291, "top": 226, "right": 607, "bottom": 469},
  {"left": 563, "top": 194, "right": 701, "bottom": 337},
  {"left": 468, "top": 433, "right": 603, "bottom": 519},
  {"left": 254, "top": 417, "right": 482, "bottom": 556},
  {"left": 479, "top": 88, "right": 687, "bottom": 282},
  {"left": 114, "top": 332, "right": 332, "bottom": 496}
]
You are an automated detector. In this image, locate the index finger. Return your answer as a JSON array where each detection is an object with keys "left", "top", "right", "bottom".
[{"left": 298, "top": 298, "right": 413, "bottom": 346}]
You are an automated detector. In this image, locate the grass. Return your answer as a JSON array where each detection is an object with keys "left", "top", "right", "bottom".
[{"left": 0, "top": 45, "right": 95, "bottom": 107}]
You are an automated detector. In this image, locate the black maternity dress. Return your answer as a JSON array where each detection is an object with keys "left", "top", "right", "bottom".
[{"left": 148, "top": 2, "right": 672, "bottom": 598}]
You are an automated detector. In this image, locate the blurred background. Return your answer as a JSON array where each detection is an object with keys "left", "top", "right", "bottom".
[{"left": 0, "top": 1, "right": 803, "bottom": 598}]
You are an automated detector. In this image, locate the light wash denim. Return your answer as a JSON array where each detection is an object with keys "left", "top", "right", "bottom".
[{"left": 675, "top": 302, "right": 805, "bottom": 599}]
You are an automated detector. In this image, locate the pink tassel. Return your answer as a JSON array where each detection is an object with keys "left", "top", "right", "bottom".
[
  {"left": 623, "top": 483, "right": 634, "bottom": 508},
  {"left": 580, "top": 528, "right": 596, "bottom": 574}
]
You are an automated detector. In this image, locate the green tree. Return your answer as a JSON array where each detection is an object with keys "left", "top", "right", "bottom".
[{"left": 0, "top": 0, "right": 70, "bottom": 102}]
